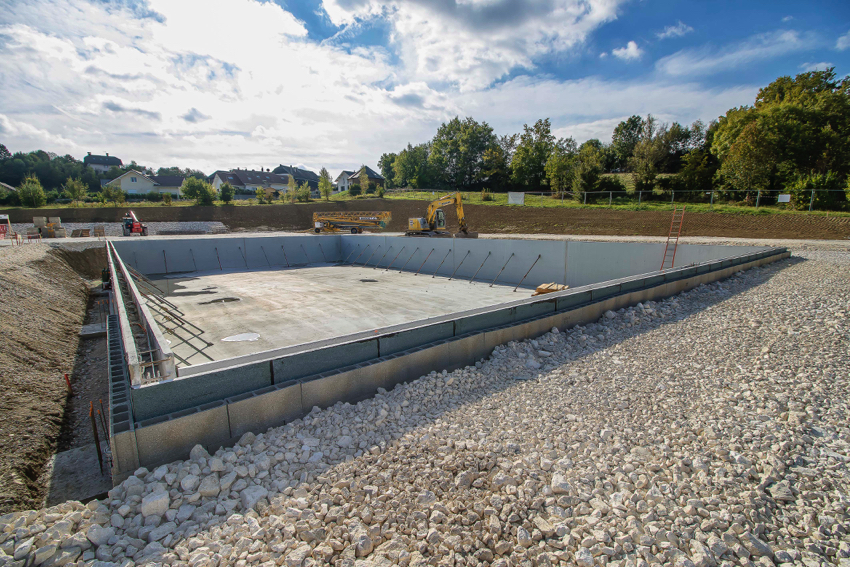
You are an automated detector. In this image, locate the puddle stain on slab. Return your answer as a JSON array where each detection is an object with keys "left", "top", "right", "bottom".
[{"left": 222, "top": 332, "right": 260, "bottom": 342}]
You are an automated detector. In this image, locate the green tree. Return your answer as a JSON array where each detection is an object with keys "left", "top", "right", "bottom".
[
  {"left": 255, "top": 188, "right": 267, "bottom": 203},
  {"left": 720, "top": 121, "right": 773, "bottom": 194},
  {"left": 378, "top": 153, "right": 397, "bottom": 189},
  {"left": 63, "top": 176, "right": 87, "bottom": 203},
  {"left": 511, "top": 118, "right": 555, "bottom": 189},
  {"left": 286, "top": 173, "right": 297, "bottom": 200},
  {"left": 393, "top": 143, "right": 433, "bottom": 188},
  {"left": 318, "top": 167, "right": 333, "bottom": 200},
  {"left": 219, "top": 182, "right": 235, "bottom": 204},
  {"left": 0, "top": 144, "right": 10, "bottom": 160},
  {"left": 611, "top": 115, "right": 644, "bottom": 171},
  {"left": 572, "top": 141, "right": 604, "bottom": 195},
  {"left": 349, "top": 183, "right": 362, "bottom": 196},
  {"left": 18, "top": 175, "right": 46, "bottom": 207},
  {"left": 102, "top": 184, "right": 126, "bottom": 204},
  {"left": 358, "top": 166, "right": 369, "bottom": 190},
  {"left": 297, "top": 181, "right": 311, "bottom": 202},
  {"left": 182, "top": 177, "right": 217, "bottom": 205},
  {"left": 544, "top": 137, "right": 578, "bottom": 195},
  {"left": 630, "top": 115, "right": 669, "bottom": 192},
  {"left": 481, "top": 134, "right": 517, "bottom": 192},
  {"left": 428, "top": 116, "right": 498, "bottom": 189}
]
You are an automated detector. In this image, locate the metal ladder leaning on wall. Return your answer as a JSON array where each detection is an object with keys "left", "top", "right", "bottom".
[{"left": 660, "top": 205, "right": 686, "bottom": 270}]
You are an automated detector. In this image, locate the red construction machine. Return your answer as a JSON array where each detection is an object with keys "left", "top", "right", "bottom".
[{"left": 122, "top": 211, "right": 148, "bottom": 236}]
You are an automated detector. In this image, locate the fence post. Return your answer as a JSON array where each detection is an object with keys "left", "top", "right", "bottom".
[
  {"left": 710, "top": 190, "right": 714, "bottom": 208},
  {"left": 638, "top": 190, "right": 642, "bottom": 204},
  {"left": 809, "top": 189, "right": 815, "bottom": 212},
  {"left": 671, "top": 190, "right": 674, "bottom": 204},
  {"left": 583, "top": 192, "right": 587, "bottom": 205},
  {"left": 756, "top": 190, "right": 761, "bottom": 208},
  {"left": 608, "top": 191, "right": 612, "bottom": 206}
]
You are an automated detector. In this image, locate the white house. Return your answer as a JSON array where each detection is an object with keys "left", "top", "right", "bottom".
[
  {"left": 83, "top": 152, "right": 122, "bottom": 174},
  {"left": 334, "top": 170, "right": 355, "bottom": 192},
  {"left": 107, "top": 170, "right": 185, "bottom": 196}
]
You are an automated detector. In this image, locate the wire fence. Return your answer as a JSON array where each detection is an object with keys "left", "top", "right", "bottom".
[{"left": 388, "top": 188, "right": 850, "bottom": 212}]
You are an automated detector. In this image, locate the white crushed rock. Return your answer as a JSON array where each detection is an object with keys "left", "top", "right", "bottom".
[{"left": 1, "top": 247, "right": 849, "bottom": 567}]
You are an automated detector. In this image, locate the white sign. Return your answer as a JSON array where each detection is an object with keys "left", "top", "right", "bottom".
[
  {"left": 507, "top": 192, "right": 525, "bottom": 205},
  {"left": 0, "top": 214, "right": 8, "bottom": 221},
  {"left": 777, "top": 194, "right": 791, "bottom": 203}
]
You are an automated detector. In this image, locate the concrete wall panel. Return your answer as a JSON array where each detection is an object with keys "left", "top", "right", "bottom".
[
  {"left": 226, "top": 380, "right": 303, "bottom": 438},
  {"left": 273, "top": 339, "right": 379, "bottom": 383},
  {"left": 134, "top": 360, "right": 272, "bottom": 421},
  {"left": 135, "top": 402, "right": 231, "bottom": 467},
  {"left": 379, "top": 321, "right": 454, "bottom": 356}
]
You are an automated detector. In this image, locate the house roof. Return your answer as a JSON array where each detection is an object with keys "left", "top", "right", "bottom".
[
  {"left": 150, "top": 175, "right": 186, "bottom": 187},
  {"left": 212, "top": 170, "right": 290, "bottom": 187},
  {"left": 335, "top": 170, "right": 354, "bottom": 182},
  {"left": 0, "top": 181, "right": 16, "bottom": 192},
  {"left": 107, "top": 169, "right": 156, "bottom": 185},
  {"left": 84, "top": 153, "right": 123, "bottom": 166},
  {"left": 349, "top": 165, "right": 384, "bottom": 181},
  {"left": 272, "top": 165, "right": 320, "bottom": 183}
]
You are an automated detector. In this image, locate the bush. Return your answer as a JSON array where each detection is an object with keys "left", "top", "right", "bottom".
[
  {"left": 787, "top": 171, "right": 847, "bottom": 211},
  {"left": 481, "top": 189, "right": 494, "bottom": 201},
  {"left": 146, "top": 190, "right": 162, "bottom": 202},
  {"left": 377, "top": 186, "right": 385, "bottom": 197},
  {"left": 296, "top": 182, "right": 311, "bottom": 202},
  {"left": 182, "top": 177, "right": 217, "bottom": 205},
  {"left": 366, "top": 182, "right": 376, "bottom": 194},
  {"left": 45, "top": 190, "right": 60, "bottom": 204},
  {"left": 63, "top": 177, "right": 88, "bottom": 203},
  {"left": 596, "top": 176, "right": 626, "bottom": 193},
  {"left": 162, "top": 193, "right": 172, "bottom": 206},
  {"left": 102, "top": 185, "right": 126, "bottom": 204},
  {"left": 219, "top": 182, "right": 235, "bottom": 204},
  {"left": 18, "top": 175, "right": 47, "bottom": 207},
  {"left": 255, "top": 188, "right": 267, "bottom": 204},
  {"left": 349, "top": 184, "right": 362, "bottom": 196}
]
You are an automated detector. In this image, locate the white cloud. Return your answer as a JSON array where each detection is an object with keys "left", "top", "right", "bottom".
[
  {"left": 656, "top": 30, "right": 815, "bottom": 77},
  {"left": 782, "top": 16, "right": 794, "bottom": 23},
  {"left": 799, "top": 61, "right": 833, "bottom": 72},
  {"left": 656, "top": 21, "right": 693, "bottom": 40},
  {"left": 321, "top": 0, "right": 628, "bottom": 90},
  {"left": 837, "top": 30, "right": 850, "bottom": 51},
  {"left": 612, "top": 41, "right": 642, "bottom": 61}
]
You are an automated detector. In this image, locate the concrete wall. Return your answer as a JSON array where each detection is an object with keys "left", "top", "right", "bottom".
[{"left": 111, "top": 248, "right": 790, "bottom": 476}]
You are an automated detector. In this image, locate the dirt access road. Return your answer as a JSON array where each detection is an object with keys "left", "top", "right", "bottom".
[{"left": 2, "top": 200, "right": 849, "bottom": 239}]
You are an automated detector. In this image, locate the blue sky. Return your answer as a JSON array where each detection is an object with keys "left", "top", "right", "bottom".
[{"left": 0, "top": 0, "right": 848, "bottom": 177}]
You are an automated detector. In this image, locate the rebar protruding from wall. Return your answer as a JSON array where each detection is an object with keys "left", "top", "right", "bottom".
[
  {"left": 449, "top": 250, "right": 471, "bottom": 280},
  {"left": 281, "top": 245, "right": 291, "bottom": 267},
  {"left": 490, "top": 253, "right": 515, "bottom": 287},
  {"left": 361, "top": 245, "right": 381, "bottom": 268},
  {"left": 318, "top": 243, "right": 328, "bottom": 263},
  {"left": 238, "top": 246, "right": 248, "bottom": 268},
  {"left": 163, "top": 250, "right": 169, "bottom": 274},
  {"left": 514, "top": 254, "right": 541, "bottom": 292},
  {"left": 470, "top": 251, "right": 492, "bottom": 284},
  {"left": 384, "top": 246, "right": 406, "bottom": 271},
  {"left": 260, "top": 246, "right": 271, "bottom": 267},
  {"left": 90, "top": 402, "right": 103, "bottom": 473},
  {"left": 190, "top": 249, "right": 198, "bottom": 272},
  {"left": 399, "top": 247, "right": 420, "bottom": 273},
  {"left": 214, "top": 247, "right": 223, "bottom": 271},
  {"left": 300, "top": 244, "right": 311, "bottom": 264},
  {"left": 372, "top": 246, "right": 393, "bottom": 269},
  {"left": 415, "top": 248, "right": 435, "bottom": 276},
  {"left": 432, "top": 249, "right": 452, "bottom": 278},
  {"left": 352, "top": 244, "right": 371, "bottom": 266},
  {"left": 342, "top": 245, "right": 359, "bottom": 265}
]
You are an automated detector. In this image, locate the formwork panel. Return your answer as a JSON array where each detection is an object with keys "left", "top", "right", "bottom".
[
  {"left": 226, "top": 381, "right": 303, "bottom": 439},
  {"left": 135, "top": 403, "right": 231, "bottom": 467}
]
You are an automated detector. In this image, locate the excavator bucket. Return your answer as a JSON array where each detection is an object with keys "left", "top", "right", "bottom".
[{"left": 454, "top": 231, "right": 478, "bottom": 239}]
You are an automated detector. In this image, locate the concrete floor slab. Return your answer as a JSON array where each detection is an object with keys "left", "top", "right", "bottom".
[{"left": 150, "top": 265, "right": 522, "bottom": 366}]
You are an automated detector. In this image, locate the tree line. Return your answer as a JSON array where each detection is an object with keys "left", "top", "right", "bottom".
[{"left": 379, "top": 68, "right": 850, "bottom": 209}]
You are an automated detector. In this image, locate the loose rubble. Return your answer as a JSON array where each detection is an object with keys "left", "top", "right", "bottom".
[
  {"left": 1, "top": 248, "right": 849, "bottom": 567},
  {"left": 10, "top": 222, "right": 228, "bottom": 237}
]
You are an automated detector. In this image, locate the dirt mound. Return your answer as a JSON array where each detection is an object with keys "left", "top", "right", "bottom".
[
  {"left": 49, "top": 244, "right": 107, "bottom": 280},
  {"left": 0, "top": 245, "right": 89, "bottom": 512}
]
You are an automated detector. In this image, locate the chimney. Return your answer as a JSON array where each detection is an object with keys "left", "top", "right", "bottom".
[
  {"left": 106, "top": 153, "right": 109, "bottom": 156},
  {"left": 87, "top": 152, "right": 91, "bottom": 156}
]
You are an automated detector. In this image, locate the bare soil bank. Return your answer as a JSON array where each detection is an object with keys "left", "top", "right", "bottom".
[
  {"left": 2, "top": 201, "right": 849, "bottom": 239},
  {"left": 0, "top": 244, "right": 104, "bottom": 512}
]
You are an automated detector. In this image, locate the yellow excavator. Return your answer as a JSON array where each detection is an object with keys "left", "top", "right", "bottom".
[{"left": 406, "top": 192, "right": 478, "bottom": 238}]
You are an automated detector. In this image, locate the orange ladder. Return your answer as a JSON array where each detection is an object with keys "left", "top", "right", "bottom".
[{"left": 660, "top": 205, "right": 685, "bottom": 270}]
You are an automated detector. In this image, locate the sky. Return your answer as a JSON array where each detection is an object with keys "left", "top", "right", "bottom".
[{"left": 0, "top": 0, "right": 848, "bottom": 178}]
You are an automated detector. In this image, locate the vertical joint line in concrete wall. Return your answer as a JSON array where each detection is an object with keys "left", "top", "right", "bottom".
[
  {"left": 190, "top": 249, "right": 198, "bottom": 272},
  {"left": 384, "top": 246, "right": 406, "bottom": 271},
  {"left": 318, "top": 243, "right": 328, "bottom": 263},
  {"left": 400, "top": 247, "right": 420, "bottom": 273},
  {"left": 490, "top": 253, "right": 514, "bottom": 287},
  {"left": 269, "top": 360, "right": 275, "bottom": 385},
  {"left": 450, "top": 250, "right": 471, "bottom": 280},
  {"left": 163, "top": 250, "right": 169, "bottom": 274},
  {"left": 415, "top": 248, "right": 435, "bottom": 276},
  {"left": 342, "top": 244, "right": 358, "bottom": 265},
  {"left": 352, "top": 245, "right": 371, "bottom": 265},
  {"left": 133, "top": 252, "right": 139, "bottom": 270},
  {"left": 362, "top": 245, "right": 381, "bottom": 268},
  {"left": 432, "top": 248, "right": 452, "bottom": 278},
  {"left": 514, "top": 254, "right": 542, "bottom": 292},
  {"left": 281, "top": 246, "right": 291, "bottom": 267},
  {"left": 215, "top": 247, "right": 223, "bottom": 271},
  {"left": 372, "top": 246, "right": 393, "bottom": 269},
  {"left": 260, "top": 246, "right": 271, "bottom": 268},
  {"left": 470, "top": 251, "right": 492, "bottom": 284}
]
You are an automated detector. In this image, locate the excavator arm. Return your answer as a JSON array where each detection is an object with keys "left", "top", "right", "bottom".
[{"left": 426, "top": 193, "right": 469, "bottom": 233}]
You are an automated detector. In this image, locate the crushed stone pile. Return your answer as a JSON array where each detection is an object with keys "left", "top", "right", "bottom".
[{"left": 0, "top": 249, "right": 848, "bottom": 567}]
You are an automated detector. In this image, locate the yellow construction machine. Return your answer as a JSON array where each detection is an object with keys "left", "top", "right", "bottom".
[
  {"left": 406, "top": 192, "right": 478, "bottom": 238},
  {"left": 313, "top": 211, "right": 391, "bottom": 234}
]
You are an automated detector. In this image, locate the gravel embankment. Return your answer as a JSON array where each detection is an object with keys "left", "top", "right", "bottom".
[{"left": 0, "top": 247, "right": 848, "bottom": 567}]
